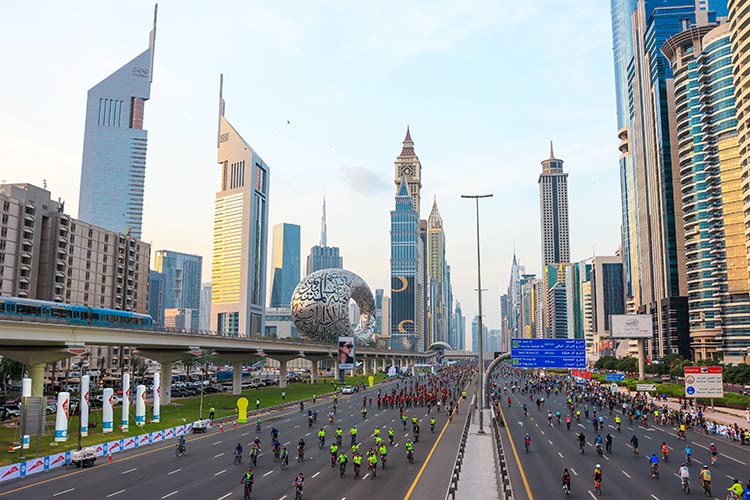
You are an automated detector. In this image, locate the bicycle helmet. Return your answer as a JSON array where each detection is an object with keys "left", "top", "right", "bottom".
[
  {"left": 596, "top": 464, "right": 601, "bottom": 468},
  {"left": 702, "top": 465, "right": 708, "bottom": 469}
]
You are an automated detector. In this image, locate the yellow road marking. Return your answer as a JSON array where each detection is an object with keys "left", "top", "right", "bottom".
[
  {"left": 496, "top": 399, "right": 534, "bottom": 500},
  {"left": 402, "top": 382, "right": 470, "bottom": 500}
]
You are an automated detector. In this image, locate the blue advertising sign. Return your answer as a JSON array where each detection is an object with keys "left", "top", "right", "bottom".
[
  {"left": 511, "top": 338, "right": 586, "bottom": 369},
  {"left": 605, "top": 373, "right": 625, "bottom": 382}
]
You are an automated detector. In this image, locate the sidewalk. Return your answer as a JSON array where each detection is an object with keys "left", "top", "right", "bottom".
[
  {"left": 455, "top": 408, "right": 500, "bottom": 500},
  {"left": 621, "top": 389, "right": 750, "bottom": 429}
]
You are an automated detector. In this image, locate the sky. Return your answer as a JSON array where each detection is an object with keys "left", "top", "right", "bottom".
[{"left": 0, "top": 0, "right": 621, "bottom": 347}]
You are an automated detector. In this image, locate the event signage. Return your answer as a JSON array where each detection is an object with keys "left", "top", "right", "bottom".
[
  {"left": 684, "top": 366, "right": 723, "bottom": 398},
  {"left": 611, "top": 315, "right": 653, "bottom": 338},
  {"left": 636, "top": 384, "right": 656, "bottom": 392},
  {"left": 511, "top": 338, "right": 585, "bottom": 369},
  {"left": 337, "top": 336, "right": 355, "bottom": 371}
]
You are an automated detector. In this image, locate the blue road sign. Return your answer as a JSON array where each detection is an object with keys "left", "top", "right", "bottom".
[
  {"left": 510, "top": 338, "right": 586, "bottom": 369},
  {"left": 605, "top": 373, "right": 625, "bottom": 382}
]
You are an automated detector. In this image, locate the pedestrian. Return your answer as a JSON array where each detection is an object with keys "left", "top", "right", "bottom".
[
  {"left": 281, "top": 391, "right": 286, "bottom": 400},
  {"left": 256, "top": 399, "right": 261, "bottom": 410},
  {"left": 209, "top": 405, "right": 216, "bottom": 420},
  {"left": 313, "top": 394, "right": 316, "bottom": 403},
  {"left": 745, "top": 407, "right": 749, "bottom": 424}
]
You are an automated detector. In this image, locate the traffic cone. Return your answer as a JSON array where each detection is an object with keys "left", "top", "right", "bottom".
[
  {"left": 219, "top": 424, "right": 223, "bottom": 433},
  {"left": 108, "top": 452, "right": 112, "bottom": 464},
  {"left": 233, "top": 421, "right": 237, "bottom": 429}
]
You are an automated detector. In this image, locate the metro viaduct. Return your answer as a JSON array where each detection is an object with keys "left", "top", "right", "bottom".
[{"left": 0, "top": 319, "right": 436, "bottom": 403}]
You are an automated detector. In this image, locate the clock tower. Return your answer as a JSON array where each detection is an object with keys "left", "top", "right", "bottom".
[{"left": 394, "top": 126, "right": 422, "bottom": 215}]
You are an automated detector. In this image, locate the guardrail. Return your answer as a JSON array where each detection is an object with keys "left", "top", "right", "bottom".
[
  {"left": 444, "top": 393, "right": 474, "bottom": 500},
  {"left": 491, "top": 407, "right": 513, "bottom": 499}
]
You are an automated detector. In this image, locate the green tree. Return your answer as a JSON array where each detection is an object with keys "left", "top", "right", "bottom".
[{"left": 615, "top": 357, "right": 638, "bottom": 373}]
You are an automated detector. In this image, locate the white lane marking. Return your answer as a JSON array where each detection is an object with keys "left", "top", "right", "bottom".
[
  {"left": 214, "top": 453, "right": 225, "bottom": 458},
  {"left": 107, "top": 490, "right": 126, "bottom": 498},
  {"left": 535, "top": 423, "right": 539, "bottom": 427},
  {"left": 312, "top": 471, "right": 320, "bottom": 478},
  {"left": 720, "top": 453, "right": 746, "bottom": 465},
  {"left": 362, "top": 473, "right": 369, "bottom": 479},
  {"left": 213, "top": 441, "right": 223, "bottom": 445},
  {"left": 122, "top": 468, "right": 137, "bottom": 474},
  {"left": 540, "top": 430, "right": 545, "bottom": 436},
  {"left": 161, "top": 492, "right": 178, "bottom": 499},
  {"left": 305, "top": 432, "right": 311, "bottom": 436},
  {"left": 285, "top": 419, "right": 291, "bottom": 422},
  {"left": 558, "top": 452, "right": 564, "bottom": 458},
  {"left": 622, "top": 471, "right": 631, "bottom": 478},
  {"left": 294, "top": 425, "right": 300, "bottom": 428},
  {"left": 587, "top": 490, "right": 596, "bottom": 499},
  {"left": 241, "top": 432, "right": 249, "bottom": 437},
  {"left": 263, "top": 470, "right": 274, "bottom": 477},
  {"left": 53, "top": 489, "right": 75, "bottom": 497},
  {"left": 650, "top": 495, "right": 659, "bottom": 500},
  {"left": 644, "top": 435, "right": 652, "bottom": 440},
  {"left": 167, "top": 468, "right": 181, "bottom": 475},
  {"left": 570, "top": 468, "right": 578, "bottom": 476},
  {"left": 395, "top": 443, "right": 399, "bottom": 448},
  {"left": 693, "top": 458, "right": 703, "bottom": 464},
  {"left": 603, "top": 455, "right": 609, "bottom": 461},
  {"left": 218, "top": 494, "right": 232, "bottom": 500},
  {"left": 548, "top": 440, "right": 553, "bottom": 445},
  {"left": 214, "top": 469, "right": 226, "bottom": 476},
  {"left": 279, "top": 496, "right": 287, "bottom": 500}
]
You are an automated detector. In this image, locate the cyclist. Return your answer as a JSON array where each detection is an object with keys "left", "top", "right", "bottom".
[
  {"left": 328, "top": 410, "right": 334, "bottom": 424},
  {"left": 630, "top": 435, "right": 639, "bottom": 456},
  {"left": 575, "top": 409, "right": 581, "bottom": 421},
  {"left": 361, "top": 406, "right": 368, "bottom": 419},
  {"left": 318, "top": 428, "right": 326, "bottom": 448},
  {"left": 562, "top": 468, "right": 572, "bottom": 494},
  {"left": 330, "top": 443, "right": 339, "bottom": 467},
  {"left": 523, "top": 403, "right": 528, "bottom": 416},
  {"left": 338, "top": 451, "right": 348, "bottom": 477},
  {"left": 352, "top": 442, "right": 360, "bottom": 455},
  {"left": 272, "top": 439, "right": 281, "bottom": 461},
  {"left": 240, "top": 467, "right": 254, "bottom": 497},
  {"left": 308, "top": 413, "right": 314, "bottom": 428},
  {"left": 604, "top": 434, "right": 612, "bottom": 454},
  {"left": 350, "top": 426, "right": 358, "bottom": 446},
  {"left": 405, "top": 440, "right": 414, "bottom": 462},
  {"left": 388, "top": 427, "right": 395, "bottom": 445},
  {"left": 249, "top": 446, "right": 258, "bottom": 467},
  {"left": 255, "top": 417, "right": 262, "bottom": 432},
  {"left": 699, "top": 465, "right": 711, "bottom": 496},
  {"left": 678, "top": 463, "right": 690, "bottom": 491},
  {"left": 367, "top": 449, "right": 378, "bottom": 477},
  {"left": 615, "top": 415, "right": 621, "bottom": 431},
  {"left": 709, "top": 443, "right": 717, "bottom": 464},
  {"left": 335, "top": 427, "right": 343, "bottom": 446},
  {"left": 547, "top": 411, "right": 553, "bottom": 426},
  {"left": 414, "top": 423, "right": 420, "bottom": 442},
  {"left": 253, "top": 436, "right": 261, "bottom": 450},
  {"left": 727, "top": 479, "right": 743, "bottom": 500},
  {"left": 660, "top": 442, "right": 669, "bottom": 462},
  {"left": 270, "top": 427, "right": 279, "bottom": 442},
  {"left": 379, "top": 443, "right": 387, "bottom": 465},
  {"left": 685, "top": 445, "right": 692, "bottom": 464},
  {"left": 280, "top": 446, "right": 289, "bottom": 466},
  {"left": 649, "top": 453, "right": 659, "bottom": 478},
  {"left": 297, "top": 439, "right": 306, "bottom": 461},
  {"left": 401, "top": 414, "right": 408, "bottom": 429},
  {"left": 374, "top": 435, "right": 383, "bottom": 447},
  {"left": 234, "top": 442, "right": 243, "bottom": 462},
  {"left": 593, "top": 464, "right": 603, "bottom": 493},
  {"left": 577, "top": 432, "right": 586, "bottom": 453},
  {"left": 565, "top": 414, "right": 571, "bottom": 430},
  {"left": 177, "top": 435, "right": 186, "bottom": 454},
  {"left": 523, "top": 433, "right": 532, "bottom": 452},
  {"left": 353, "top": 452, "right": 362, "bottom": 478},
  {"left": 411, "top": 415, "right": 418, "bottom": 429},
  {"left": 373, "top": 428, "right": 381, "bottom": 438},
  {"left": 594, "top": 434, "right": 603, "bottom": 455},
  {"left": 292, "top": 473, "right": 304, "bottom": 498}
]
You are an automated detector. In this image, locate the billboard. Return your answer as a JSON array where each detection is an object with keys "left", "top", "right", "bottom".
[
  {"left": 684, "top": 366, "right": 723, "bottom": 398},
  {"left": 611, "top": 314, "right": 653, "bottom": 338},
  {"left": 510, "top": 338, "right": 586, "bottom": 369},
  {"left": 337, "top": 336, "right": 355, "bottom": 370}
]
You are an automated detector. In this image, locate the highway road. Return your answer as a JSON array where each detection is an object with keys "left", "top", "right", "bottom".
[
  {"left": 0, "top": 376, "right": 469, "bottom": 500},
  {"left": 494, "top": 372, "right": 750, "bottom": 500}
]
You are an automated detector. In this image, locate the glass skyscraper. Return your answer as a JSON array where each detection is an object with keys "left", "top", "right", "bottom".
[
  {"left": 78, "top": 7, "right": 157, "bottom": 239},
  {"left": 154, "top": 250, "right": 203, "bottom": 310},
  {"left": 269, "top": 223, "right": 301, "bottom": 308},
  {"left": 210, "top": 76, "right": 269, "bottom": 337},
  {"left": 306, "top": 197, "right": 343, "bottom": 275}
]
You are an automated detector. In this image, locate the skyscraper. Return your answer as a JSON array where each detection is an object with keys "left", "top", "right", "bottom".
[
  {"left": 505, "top": 253, "right": 526, "bottom": 340},
  {"left": 269, "top": 223, "right": 301, "bottom": 308},
  {"left": 590, "top": 256, "right": 625, "bottom": 356},
  {"left": 427, "top": 198, "right": 447, "bottom": 345},
  {"left": 199, "top": 282, "right": 212, "bottom": 331},
  {"left": 210, "top": 76, "right": 269, "bottom": 337},
  {"left": 78, "top": 6, "right": 158, "bottom": 239},
  {"left": 390, "top": 177, "right": 420, "bottom": 351},
  {"left": 454, "top": 302, "right": 465, "bottom": 350},
  {"left": 306, "top": 197, "right": 343, "bottom": 275},
  {"left": 663, "top": 22, "right": 750, "bottom": 363},
  {"left": 394, "top": 127, "right": 423, "bottom": 214},
  {"left": 154, "top": 250, "right": 202, "bottom": 311},
  {"left": 538, "top": 143, "right": 570, "bottom": 267},
  {"left": 148, "top": 270, "right": 164, "bottom": 325}
]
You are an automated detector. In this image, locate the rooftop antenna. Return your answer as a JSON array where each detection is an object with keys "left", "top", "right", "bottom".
[
  {"left": 217, "top": 74, "right": 225, "bottom": 148},
  {"left": 43, "top": 179, "right": 47, "bottom": 189}
]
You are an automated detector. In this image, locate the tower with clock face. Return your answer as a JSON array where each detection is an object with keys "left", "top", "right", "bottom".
[{"left": 394, "top": 126, "right": 423, "bottom": 216}]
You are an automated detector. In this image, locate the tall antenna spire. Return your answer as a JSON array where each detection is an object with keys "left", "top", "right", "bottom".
[
  {"left": 217, "top": 74, "right": 225, "bottom": 148},
  {"left": 320, "top": 195, "right": 327, "bottom": 247},
  {"left": 549, "top": 140, "right": 555, "bottom": 159},
  {"left": 148, "top": 4, "right": 158, "bottom": 83}
]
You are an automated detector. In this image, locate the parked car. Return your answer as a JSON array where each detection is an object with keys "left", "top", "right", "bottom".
[
  {"left": 0, "top": 403, "right": 20, "bottom": 420},
  {"left": 203, "top": 386, "right": 221, "bottom": 394}
]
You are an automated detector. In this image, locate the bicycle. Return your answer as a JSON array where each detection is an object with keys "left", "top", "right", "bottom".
[
  {"left": 353, "top": 464, "right": 360, "bottom": 479},
  {"left": 339, "top": 462, "right": 346, "bottom": 478},
  {"left": 243, "top": 482, "right": 252, "bottom": 500},
  {"left": 632, "top": 447, "right": 639, "bottom": 459},
  {"left": 407, "top": 449, "right": 414, "bottom": 464},
  {"left": 280, "top": 455, "right": 288, "bottom": 470},
  {"left": 295, "top": 485, "right": 304, "bottom": 500},
  {"left": 318, "top": 437, "right": 325, "bottom": 450},
  {"left": 234, "top": 451, "right": 242, "bottom": 465},
  {"left": 651, "top": 463, "right": 659, "bottom": 480},
  {"left": 563, "top": 483, "right": 571, "bottom": 497},
  {"left": 368, "top": 462, "right": 376, "bottom": 479},
  {"left": 594, "top": 479, "right": 602, "bottom": 496},
  {"left": 175, "top": 444, "right": 186, "bottom": 457},
  {"left": 272, "top": 448, "right": 280, "bottom": 463},
  {"left": 297, "top": 448, "right": 305, "bottom": 462},
  {"left": 701, "top": 480, "right": 711, "bottom": 497},
  {"left": 681, "top": 477, "right": 690, "bottom": 494},
  {"left": 381, "top": 454, "right": 387, "bottom": 469}
]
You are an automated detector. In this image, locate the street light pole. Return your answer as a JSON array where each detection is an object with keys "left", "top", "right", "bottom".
[{"left": 461, "top": 193, "right": 493, "bottom": 434}]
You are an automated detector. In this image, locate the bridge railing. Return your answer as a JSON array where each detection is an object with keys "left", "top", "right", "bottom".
[{"left": 445, "top": 393, "right": 474, "bottom": 500}]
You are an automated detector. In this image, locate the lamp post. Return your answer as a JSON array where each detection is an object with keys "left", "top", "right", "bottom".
[{"left": 461, "top": 193, "right": 493, "bottom": 434}]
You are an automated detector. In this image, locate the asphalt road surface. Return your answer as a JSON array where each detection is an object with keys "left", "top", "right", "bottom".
[
  {"left": 0, "top": 377, "right": 468, "bottom": 500},
  {"left": 495, "top": 374, "right": 750, "bottom": 500}
]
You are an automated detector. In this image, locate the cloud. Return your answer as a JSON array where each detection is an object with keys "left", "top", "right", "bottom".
[{"left": 340, "top": 166, "right": 390, "bottom": 195}]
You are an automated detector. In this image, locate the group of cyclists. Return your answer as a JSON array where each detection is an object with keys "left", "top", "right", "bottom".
[
  {"left": 231, "top": 362, "right": 474, "bottom": 498},
  {"left": 494, "top": 367, "right": 750, "bottom": 499}
]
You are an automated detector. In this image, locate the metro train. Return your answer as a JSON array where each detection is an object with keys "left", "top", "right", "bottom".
[{"left": 0, "top": 296, "right": 153, "bottom": 329}]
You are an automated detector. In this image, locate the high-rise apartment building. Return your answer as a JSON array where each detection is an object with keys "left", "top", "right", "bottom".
[
  {"left": 590, "top": 256, "right": 625, "bottom": 356},
  {"left": 199, "top": 282, "right": 211, "bottom": 331},
  {"left": 471, "top": 315, "right": 488, "bottom": 354},
  {"left": 663, "top": 22, "right": 750, "bottom": 363},
  {"left": 148, "top": 269, "right": 164, "bottom": 325},
  {"left": 164, "top": 308, "right": 199, "bottom": 330},
  {"left": 427, "top": 198, "right": 447, "bottom": 345},
  {"left": 210, "top": 76, "right": 269, "bottom": 337},
  {"left": 454, "top": 302, "right": 465, "bottom": 350},
  {"left": 390, "top": 178, "right": 420, "bottom": 351},
  {"left": 539, "top": 143, "right": 570, "bottom": 267},
  {"left": 306, "top": 197, "right": 343, "bottom": 275},
  {"left": 269, "top": 223, "right": 300, "bottom": 308},
  {"left": 154, "top": 250, "right": 202, "bottom": 311},
  {"left": 609, "top": 0, "right": 728, "bottom": 360},
  {"left": 78, "top": 7, "right": 158, "bottom": 239},
  {"left": 505, "top": 253, "right": 526, "bottom": 340}
]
